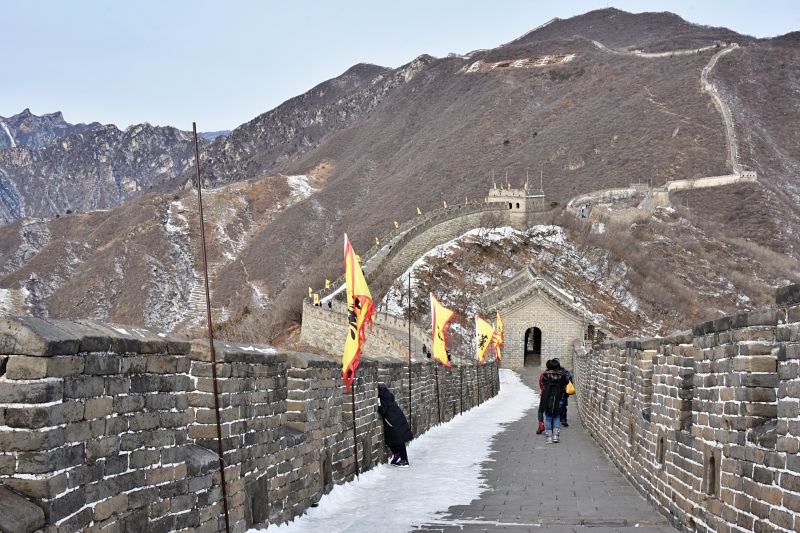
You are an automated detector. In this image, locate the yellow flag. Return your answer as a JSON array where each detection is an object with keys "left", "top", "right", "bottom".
[
  {"left": 313, "top": 293, "right": 320, "bottom": 306},
  {"left": 431, "top": 294, "right": 454, "bottom": 367},
  {"left": 375, "top": 236, "right": 380, "bottom": 246},
  {"left": 476, "top": 315, "right": 496, "bottom": 366},
  {"left": 325, "top": 279, "right": 331, "bottom": 289},
  {"left": 342, "top": 234, "right": 376, "bottom": 392},
  {"left": 493, "top": 312, "right": 505, "bottom": 362},
  {"left": 308, "top": 287, "right": 313, "bottom": 298},
  {"left": 443, "top": 200, "right": 448, "bottom": 209},
  {"left": 394, "top": 220, "right": 399, "bottom": 229},
  {"left": 417, "top": 207, "right": 422, "bottom": 215}
]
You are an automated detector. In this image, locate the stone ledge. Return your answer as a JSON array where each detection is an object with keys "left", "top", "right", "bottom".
[
  {"left": 0, "top": 485, "right": 45, "bottom": 533},
  {"left": 0, "top": 317, "right": 192, "bottom": 359},
  {"left": 0, "top": 317, "right": 81, "bottom": 356},
  {"left": 185, "top": 444, "right": 220, "bottom": 477}
]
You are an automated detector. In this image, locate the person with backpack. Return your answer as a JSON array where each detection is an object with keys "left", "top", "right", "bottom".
[
  {"left": 377, "top": 383, "right": 414, "bottom": 467},
  {"left": 553, "top": 358, "right": 573, "bottom": 427},
  {"left": 538, "top": 359, "right": 569, "bottom": 443}
]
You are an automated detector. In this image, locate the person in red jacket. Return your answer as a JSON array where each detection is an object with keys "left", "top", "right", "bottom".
[{"left": 536, "top": 369, "right": 546, "bottom": 434}]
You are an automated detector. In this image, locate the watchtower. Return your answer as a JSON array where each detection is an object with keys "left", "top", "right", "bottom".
[{"left": 487, "top": 181, "right": 546, "bottom": 229}]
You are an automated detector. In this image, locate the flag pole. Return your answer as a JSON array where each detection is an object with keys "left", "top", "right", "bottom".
[
  {"left": 434, "top": 363, "right": 442, "bottom": 423},
  {"left": 475, "top": 356, "right": 480, "bottom": 406},
  {"left": 407, "top": 273, "right": 412, "bottom": 427},
  {"left": 351, "top": 386, "right": 360, "bottom": 479},
  {"left": 459, "top": 364, "right": 463, "bottom": 415},
  {"left": 193, "top": 123, "right": 231, "bottom": 533}
]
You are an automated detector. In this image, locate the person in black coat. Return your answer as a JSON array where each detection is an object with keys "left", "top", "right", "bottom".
[
  {"left": 539, "top": 359, "right": 569, "bottom": 444},
  {"left": 377, "top": 383, "right": 414, "bottom": 468}
]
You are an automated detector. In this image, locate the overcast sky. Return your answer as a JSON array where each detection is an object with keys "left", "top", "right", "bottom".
[{"left": 3, "top": 1, "right": 797, "bottom": 132}]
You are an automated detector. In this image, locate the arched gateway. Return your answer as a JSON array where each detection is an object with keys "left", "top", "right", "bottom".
[{"left": 481, "top": 266, "right": 593, "bottom": 372}]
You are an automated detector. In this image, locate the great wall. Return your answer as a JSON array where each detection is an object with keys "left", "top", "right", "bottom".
[
  {"left": 0, "top": 316, "right": 499, "bottom": 532},
  {"left": 2, "top": 37, "right": 796, "bottom": 533}
]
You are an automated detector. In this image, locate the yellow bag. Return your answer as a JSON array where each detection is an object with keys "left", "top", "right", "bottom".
[{"left": 566, "top": 380, "right": 576, "bottom": 395}]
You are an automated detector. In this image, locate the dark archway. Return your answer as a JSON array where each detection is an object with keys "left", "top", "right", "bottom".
[{"left": 524, "top": 327, "right": 542, "bottom": 367}]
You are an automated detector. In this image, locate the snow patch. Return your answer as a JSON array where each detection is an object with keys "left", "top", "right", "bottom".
[
  {"left": 286, "top": 175, "right": 319, "bottom": 203},
  {"left": 0, "top": 121, "right": 16, "bottom": 147},
  {"left": 255, "top": 369, "right": 533, "bottom": 533}
]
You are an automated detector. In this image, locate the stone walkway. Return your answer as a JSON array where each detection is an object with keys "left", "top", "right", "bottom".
[{"left": 414, "top": 366, "right": 677, "bottom": 532}]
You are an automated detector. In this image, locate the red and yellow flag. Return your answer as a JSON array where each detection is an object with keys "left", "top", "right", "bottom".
[
  {"left": 431, "top": 294, "right": 454, "bottom": 367},
  {"left": 342, "top": 234, "right": 375, "bottom": 392},
  {"left": 476, "top": 315, "right": 496, "bottom": 366},
  {"left": 492, "top": 312, "right": 505, "bottom": 362}
]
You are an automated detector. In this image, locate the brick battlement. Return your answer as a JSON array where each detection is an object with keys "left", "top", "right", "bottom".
[
  {"left": 0, "top": 317, "right": 498, "bottom": 532},
  {"left": 573, "top": 285, "right": 800, "bottom": 532}
]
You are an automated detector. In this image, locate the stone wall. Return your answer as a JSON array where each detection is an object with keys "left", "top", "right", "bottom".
[
  {"left": 0, "top": 316, "right": 499, "bottom": 533},
  {"left": 317, "top": 202, "right": 513, "bottom": 304},
  {"left": 573, "top": 285, "right": 800, "bottom": 532}
]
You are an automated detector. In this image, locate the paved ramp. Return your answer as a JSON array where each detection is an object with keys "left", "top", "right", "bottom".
[{"left": 415, "top": 366, "right": 677, "bottom": 532}]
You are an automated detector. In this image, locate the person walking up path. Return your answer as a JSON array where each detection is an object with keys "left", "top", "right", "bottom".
[{"left": 416, "top": 365, "right": 676, "bottom": 531}]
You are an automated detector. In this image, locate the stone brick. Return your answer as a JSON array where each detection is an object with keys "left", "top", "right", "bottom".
[
  {"left": 0, "top": 485, "right": 46, "bottom": 531},
  {"left": 86, "top": 436, "right": 120, "bottom": 460},
  {"left": 64, "top": 375, "right": 105, "bottom": 398},
  {"left": 769, "top": 508, "right": 794, "bottom": 530},
  {"left": 2, "top": 472, "right": 68, "bottom": 499},
  {"left": 17, "top": 443, "right": 86, "bottom": 474},
  {"left": 6, "top": 402, "right": 84, "bottom": 429},
  {"left": 0, "top": 427, "right": 65, "bottom": 452},
  {"left": 146, "top": 355, "right": 180, "bottom": 374},
  {"left": 83, "top": 397, "right": 113, "bottom": 419},
  {"left": 94, "top": 493, "right": 128, "bottom": 521},
  {"left": 5, "top": 355, "right": 49, "bottom": 379},
  {"left": 114, "top": 395, "right": 145, "bottom": 414},
  {"left": 0, "top": 380, "right": 63, "bottom": 403},
  {"left": 46, "top": 355, "right": 85, "bottom": 377},
  {"left": 120, "top": 355, "right": 148, "bottom": 374},
  {"left": 732, "top": 356, "right": 777, "bottom": 373},
  {"left": 84, "top": 353, "right": 122, "bottom": 375},
  {"left": 0, "top": 316, "right": 80, "bottom": 356}
]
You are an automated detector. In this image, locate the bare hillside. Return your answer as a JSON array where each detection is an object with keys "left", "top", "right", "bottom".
[{"left": 0, "top": 8, "right": 798, "bottom": 342}]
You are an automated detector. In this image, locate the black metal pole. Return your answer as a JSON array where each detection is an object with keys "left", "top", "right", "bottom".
[
  {"left": 475, "top": 357, "right": 480, "bottom": 406},
  {"left": 459, "top": 364, "right": 463, "bottom": 415},
  {"left": 407, "top": 273, "right": 412, "bottom": 426},
  {"left": 351, "top": 386, "right": 360, "bottom": 479},
  {"left": 434, "top": 363, "right": 441, "bottom": 424},
  {"left": 193, "top": 123, "right": 231, "bottom": 533}
]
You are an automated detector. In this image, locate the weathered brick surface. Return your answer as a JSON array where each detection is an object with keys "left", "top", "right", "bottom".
[
  {"left": 0, "top": 317, "right": 498, "bottom": 532},
  {"left": 576, "top": 297, "right": 800, "bottom": 533}
]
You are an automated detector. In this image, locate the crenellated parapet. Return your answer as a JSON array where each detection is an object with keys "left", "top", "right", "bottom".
[
  {"left": 573, "top": 284, "right": 800, "bottom": 532},
  {"left": 0, "top": 316, "right": 499, "bottom": 532}
]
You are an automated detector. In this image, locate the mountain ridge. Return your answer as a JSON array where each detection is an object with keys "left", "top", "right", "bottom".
[{"left": 0, "top": 8, "right": 797, "bottom": 345}]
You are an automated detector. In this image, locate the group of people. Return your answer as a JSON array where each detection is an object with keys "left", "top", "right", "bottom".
[
  {"left": 375, "top": 357, "right": 574, "bottom": 470},
  {"left": 537, "top": 358, "right": 573, "bottom": 444}
]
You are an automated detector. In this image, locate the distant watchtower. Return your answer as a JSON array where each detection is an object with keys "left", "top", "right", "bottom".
[{"left": 487, "top": 181, "right": 546, "bottom": 229}]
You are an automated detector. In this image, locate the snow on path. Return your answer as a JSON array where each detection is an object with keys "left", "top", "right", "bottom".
[{"left": 256, "top": 369, "right": 535, "bottom": 533}]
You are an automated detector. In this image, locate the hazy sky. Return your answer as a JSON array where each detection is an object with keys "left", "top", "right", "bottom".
[{"left": 3, "top": 1, "right": 797, "bottom": 132}]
